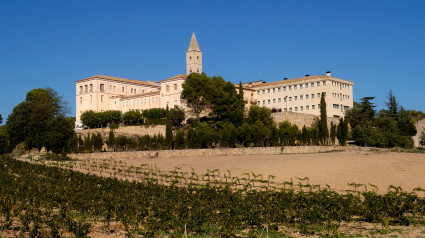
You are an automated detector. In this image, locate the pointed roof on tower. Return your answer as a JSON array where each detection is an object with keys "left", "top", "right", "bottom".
[{"left": 187, "top": 32, "right": 201, "bottom": 51}]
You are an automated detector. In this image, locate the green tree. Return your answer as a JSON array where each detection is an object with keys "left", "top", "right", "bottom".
[
  {"left": 181, "top": 73, "right": 212, "bottom": 121},
  {"left": 0, "top": 114, "right": 3, "bottom": 124},
  {"left": 239, "top": 81, "right": 243, "bottom": 96},
  {"left": 165, "top": 106, "right": 173, "bottom": 149},
  {"left": 237, "top": 123, "right": 252, "bottom": 147},
  {"left": 92, "top": 132, "right": 103, "bottom": 152},
  {"left": 319, "top": 92, "right": 329, "bottom": 145},
  {"left": 337, "top": 118, "right": 348, "bottom": 146},
  {"left": 107, "top": 130, "right": 116, "bottom": 151},
  {"left": 219, "top": 122, "right": 238, "bottom": 148},
  {"left": 330, "top": 122, "right": 337, "bottom": 145},
  {"left": 67, "top": 135, "right": 78, "bottom": 153},
  {"left": 80, "top": 110, "right": 101, "bottom": 128},
  {"left": 122, "top": 110, "right": 143, "bottom": 125},
  {"left": 247, "top": 105, "right": 274, "bottom": 128},
  {"left": 174, "top": 130, "right": 185, "bottom": 149},
  {"left": 208, "top": 76, "right": 245, "bottom": 126},
  {"left": 6, "top": 88, "right": 74, "bottom": 151},
  {"left": 169, "top": 105, "right": 185, "bottom": 127}
]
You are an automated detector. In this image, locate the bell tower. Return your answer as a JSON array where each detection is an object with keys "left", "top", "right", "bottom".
[{"left": 186, "top": 33, "right": 202, "bottom": 75}]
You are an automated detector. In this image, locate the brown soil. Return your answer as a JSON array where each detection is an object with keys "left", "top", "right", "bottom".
[{"left": 119, "top": 150, "right": 425, "bottom": 194}]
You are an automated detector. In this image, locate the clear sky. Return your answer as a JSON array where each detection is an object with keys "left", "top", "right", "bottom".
[{"left": 1, "top": 0, "right": 424, "bottom": 124}]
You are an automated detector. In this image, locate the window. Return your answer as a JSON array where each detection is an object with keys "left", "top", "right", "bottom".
[
  {"left": 306, "top": 105, "right": 309, "bottom": 110},
  {"left": 294, "top": 85, "right": 297, "bottom": 90},
  {"left": 79, "top": 86, "right": 83, "bottom": 94},
  {"left": 262, "top": 90, "right": 265, "bottom": 94},
  {"left": 90, "top": 84, "right": 93, "bottom": 92},
  {"left": 100, "top": 84, "right": 104, "bottom": 91},
  {"left": 268, "top": 99, "right": 271, "bottom": 104},
  {"left": 305, "top": 83, "right": 308, "bottom": 88},
  {"left": 273, "top": 99, "right": 276, "bottom": 103},
  {"left": 300, "top": 95, "right": 303, "bottom": 100},
  {"left": 284, "top": 97, "right": 287, "bottom": 102},
  {"left": 318, "top": 104, "right": 321, "bottom": 109},
  {"left": 273, "top": 88, "right": 275, "bottom": 93},
  {"left": 295, "top": 107, "right": 298, "bottom": 111},
  {"left": 197, "top": 70, "right": 199, "bottom": 73},
  {"left": 278, "top": 98, "right": 281, "bottom": 103},
  {"left": 283, "top": 87, "right": 286, "bottom": 91},
  {"left": 344, "top": 106, "right": 349, "bottom": 111},
  {"left": 323, "top": 92, "right": 326, "bottom": 97},
  {"left": 312, "top": 94, "right": 315, "bottom": 98},
  {"left": 263, "top": 100, "right": 265, "bottom": 104},
  {"left": 306, "top": 94, "right": 309, "bottom": 99},
  {"left": 84, "top": 85, "right": 88, "bottom": 93},
  {"left": 113, "top": 86, "right": 115, "bottom": 91},
  {"left": 90, "top": 95, "right": 92, "bottom": 102},
  {"left": 295, "top": 96, "right": 297, "bottom": 101},
  {"left": 258, "top": 101, "right": 261, "bottom": 105},
  {"left": 122, "top": 87, "right": 125, "bottom": 92},
  {"left": 268, "top": 89, "right": 270, "bottom": 93},
  {"left": 311, "top": 83, "right": 314, "bottom": 87},
  {"left": 300, "top": 84, "right": 303, "bottom": 89},
  {"left": 166, "top": 85, "right": 170, "bottom": 92},
  {"left": 301, "top": 106, "right": 303, "bottom": 111},
  {"left": 80, "top": 97, "right": 82, "bottom": 104},
  {"left": 312, "top": 105, "right": 315, "bottom": 109},
  {"left": 101, "top": 95, "right": 103, "bottom": 102},
  {"left": 289, "top": 97, "right": 292, "bottom": 101},
  {"left": 289, "top": 86, "right": 292, "bottom": 90},
  {"left": 174, "top": 84, "right": 177, "bottom": 90},
  {"left": 278, "top": 88, "right": 281, "bottom": 92},
  {"left": 257, "top": 91, "right": 260, "bottom": 95},
  {"left": 333, "top": 104, "right": 339, "bottom": 109},
  {"left": 317, "top": 82, "right": 320, "bottom": 86},
  {"left": 323, "top": 81, "right": 326, "bottom": 86},
  {"left": 284, "top": 108, "right": 287, "bottom": 112},
  {"left": 317, "top": 93, "right": 320, "bottom": 98},
  {"left": 289, "top": 107, "right": 292, "bottom": 112}
]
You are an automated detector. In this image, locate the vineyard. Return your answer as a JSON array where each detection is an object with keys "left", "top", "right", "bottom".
[{"left": 1, "top": 155, "right": 425, "bottom": 237}]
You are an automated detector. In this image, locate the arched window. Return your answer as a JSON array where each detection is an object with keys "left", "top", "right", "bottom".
[
  {"left": 100, "top": 84, "right": 104, "bottom": 91},
  {"left": 190, "top": 70, "right": 192, "bottom": 73},
  {"left": 79, "top": 86, "right": 83, "bottom": 94},
  {"left": 166, "top": 85, "right": 170, "bottom": 92},
  {"left": 84, "top": 85, "right": 88, "bottom": 93},
  {"left": 174, "top": 84, "right": 177, "bottom": 90},
  {"left": 90, "top": 84, "right": 93, "bottom": 92}
]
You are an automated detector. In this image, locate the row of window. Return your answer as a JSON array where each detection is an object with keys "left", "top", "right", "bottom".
[
  {"left": 284, "top": 105, "right": 319, "bottom": 112},
  {"left": 165, "top": 84, "right": 178, "bottom": 92},
  {"left": 79, "top": 95, "right": 104, "bottom": 104},
  {"left": 332, "top": 81, "right": 350, "bottom": 90},
  {"left": 332, "top": 92, "right": 350, "bottom": 100},
  {"left": 79, "top": 83, "right": 152, "bottom": 95},
  {"left": 257, "top": 81, "right": 327, "bottom": 95},
  {"left": 258, "top": 92, "right": 326, "bottom": 105}
]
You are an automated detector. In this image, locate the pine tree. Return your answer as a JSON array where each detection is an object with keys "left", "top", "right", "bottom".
[{"left": 319, "top": 92, "right": 329, "bottom": 145}]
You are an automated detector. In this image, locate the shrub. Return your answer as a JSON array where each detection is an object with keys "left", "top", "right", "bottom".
[{"left": 174, "top": 130, "right": 185, "bottom": 149}]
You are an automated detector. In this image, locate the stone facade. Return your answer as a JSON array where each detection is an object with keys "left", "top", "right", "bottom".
[
  {"left": 75, "top": 33, "right": 354, "bottom": 126},
  {"left": 68, "top": 146, "right": 363, "bottom": 160}
]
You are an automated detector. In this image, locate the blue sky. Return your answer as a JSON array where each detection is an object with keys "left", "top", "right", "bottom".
[{"left": 1, "top": 0, "right": 424, "bottom": 123}]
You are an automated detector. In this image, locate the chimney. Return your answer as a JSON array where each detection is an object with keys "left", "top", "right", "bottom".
[
  {"left": 326, "top": 71, "right": 331, "bottom": 77},
  {"left": 305, "top": 74, "right": 309, "bottom": 77},
  {"left": 284, "top": 77, "right": 288, "bottom": 80}
]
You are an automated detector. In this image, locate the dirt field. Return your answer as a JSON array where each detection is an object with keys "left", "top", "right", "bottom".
[{"left": 119, "top": 150, "right": 425, "bottom": 194}]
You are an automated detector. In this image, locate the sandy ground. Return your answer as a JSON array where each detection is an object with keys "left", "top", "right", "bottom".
[{"left": 119, "top": 150, "right": 425, "bottom": 194}]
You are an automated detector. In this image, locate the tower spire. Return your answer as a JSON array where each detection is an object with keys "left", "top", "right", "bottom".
[
  {"left": 186, "top": 33, "right": 203, "bottom": 75},
  {"left": 187, "top": 32, "right": 201, "bottom": 51}
]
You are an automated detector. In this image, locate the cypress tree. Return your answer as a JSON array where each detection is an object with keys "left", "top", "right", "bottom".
[
  {"left": 239, "top": 81, "right": 244, "bottom": 97},
  {"left": 107, "top": 129, "right": 115, "bottom": 151},
  {"left": 175, "top": 130, "right": 185, "bottom": 149},
  {"left": 337, "top": 118, "right": 348, "bottom": 146},
  {"left": 165, "top": 105, "right": 173, "bottom": 149},
  {"left": 319, "top": 92, "right": 329, "bottom": 145},
  {"left": 330, "top": 122, "right": 337, "bottom": 145}
]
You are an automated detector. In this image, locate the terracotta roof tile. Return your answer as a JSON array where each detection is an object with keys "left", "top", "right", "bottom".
[
  {"left": 159, "top": 74, "right": 187, "bottom": 82},
  {"left": 76, "top": 74, "right": 159, "bottom": 87},
  {"left": 252, "top": 75, "right": 353, "bottom": 88}
]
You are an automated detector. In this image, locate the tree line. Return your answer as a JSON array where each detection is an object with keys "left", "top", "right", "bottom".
[{"left": 0, "top": 74, "right": 424, "bottom": 155}]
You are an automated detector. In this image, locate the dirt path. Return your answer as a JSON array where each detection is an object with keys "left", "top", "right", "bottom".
[{"left": 119, "top": 150, "right": 425, "bottom": 193}]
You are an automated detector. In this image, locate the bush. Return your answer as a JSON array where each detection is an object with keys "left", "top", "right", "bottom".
[{"left": 174, "top": 130, "right": 185, "bottom": 149}]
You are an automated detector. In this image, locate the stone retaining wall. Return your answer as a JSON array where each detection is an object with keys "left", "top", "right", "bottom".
[
  {"left": 271, "top": 111, "right": 340, "bottom": 128},
  {"left": 68, "top": 146, "right": 363, "bottom": 160}
]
